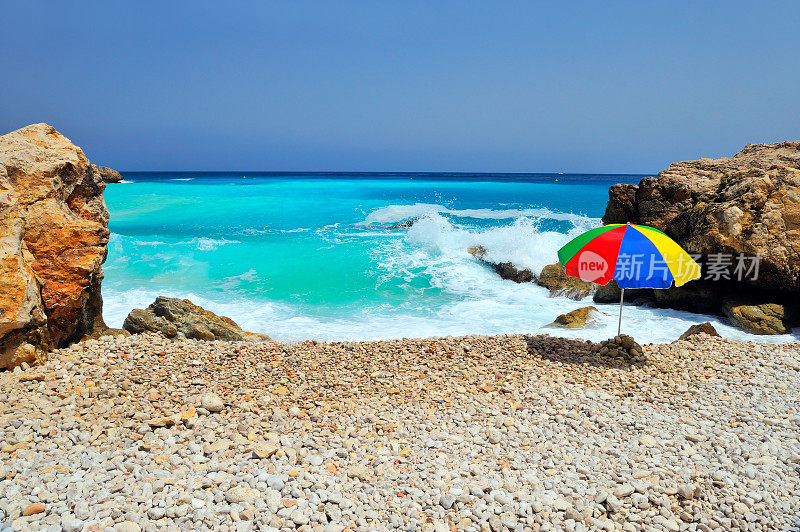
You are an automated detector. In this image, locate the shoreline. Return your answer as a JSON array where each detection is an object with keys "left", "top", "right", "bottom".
[
  {"left": 2, "top": 332, "right": 798, "bottom": 531},
  {"left": 98, "top": 288, "right": 800, "bottom": 348}
]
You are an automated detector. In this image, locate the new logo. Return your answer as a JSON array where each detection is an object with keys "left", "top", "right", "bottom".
[{"left": 577, "top": 250, "right": 609, "bottom": 282}]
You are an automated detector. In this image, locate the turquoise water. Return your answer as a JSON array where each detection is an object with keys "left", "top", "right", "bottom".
[{"left": 103, "top": 173, "right": 793, "bottom": 343}]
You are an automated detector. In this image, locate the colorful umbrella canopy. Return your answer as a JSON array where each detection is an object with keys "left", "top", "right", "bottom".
[
  {"left": 557, "top": 223, "right": 701, "bottom": 337},
  {"left": 557, "top": 223, "right": 700, "bottom": 289}
]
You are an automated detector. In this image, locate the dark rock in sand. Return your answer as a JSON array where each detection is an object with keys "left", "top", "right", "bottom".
[
  {"left": 468, "top": 245, "right": 535, "bottom": 283},
  {"left": 722, "top": 299, "right": 792, "bottom": 335},
  {"left": 123, "top": 296, "right": 272, "bottom": 342},
  {"left": 679, "top": 322, "right": 720, "bottom": 341},
  {"left": 549, "top": 306, "right": 598, "bottom": 328},
  {"left": 592, "top": 335, "right": 647, "bottom": 364},
  {"left": 537, "top": 263, "right": 595, "bottom": 300}
]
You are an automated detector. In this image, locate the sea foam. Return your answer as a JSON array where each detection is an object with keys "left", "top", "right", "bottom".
[{"left": 363, "top": 202, "right": 592, "bottom": 225}]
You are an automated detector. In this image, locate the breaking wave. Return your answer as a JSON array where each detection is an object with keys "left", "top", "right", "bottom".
[{"left": 362, "top": 203, "right": 594, "bottom": 225}]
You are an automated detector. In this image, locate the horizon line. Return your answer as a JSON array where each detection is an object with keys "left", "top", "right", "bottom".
[{"left": 118, "top": 170, "right": 654, "bottom": 176}]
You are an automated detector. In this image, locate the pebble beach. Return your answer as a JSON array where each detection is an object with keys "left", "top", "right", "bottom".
[{"left": 1, "top": 333, "right": 799, "bottom": 532}]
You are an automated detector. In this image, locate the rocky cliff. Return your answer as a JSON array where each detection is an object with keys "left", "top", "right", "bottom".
[
  {"left": 0, "top": 124, "right": 110, "bottom": 368},
  {"left": 602, "top": 142, "right": 800, "bottom": 332}
]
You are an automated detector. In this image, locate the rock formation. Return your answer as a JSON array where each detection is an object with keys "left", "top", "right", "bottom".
[
  {"left": 679, "top": 322, "right": 720, "bottom": 341},
  {"left": 603, "top": 142, "right": 800, "bottom": 333},
  {"left": 591, "top": 335, "right": 647, "bottom": 364},
  {"left": 123, "top": 296, "right": 272, "bottom": 342},
  {"left": 467, "top": 246, "right": 535, "bottom": 283},
  {"left": 96, "top": 166, "right": 123, "bottom": 183},
  {"left": 537, "top": 263, "right": 595, "bottom": 300},
  {"left": 0, "top": 124, "right": 111, "bottom": 369},
  {"left": 549, "top": 306, "right": 599, "bottom": 328},
  {"left": 721, "top": 299, "right": 792, "bottom": 335}
]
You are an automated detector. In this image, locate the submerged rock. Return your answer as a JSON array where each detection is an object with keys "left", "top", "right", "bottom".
[
  {"left": 549, "top": 306, "right": 599, "bottom": 328},
  {"left": 679, "top": 322, "right": 720, "bottom": 341},
  {"left": 0, "top": 123, "right": 110, "bottom": 369},
  {"left": 123, "top": 296, "right": 272, "bottom": 342},
  {"left": 537, "top": 263, "right": 595, "bottom": 299},
  {"left": 722, "top": 299, "right": 792, "bottom": 335},
  {"left": 491, "top": 262, "right": 535, "bottom": 283},
  {"left": 468, "top": 245, "right": 535, "bottom": 283},
  {"left": 382, "top": 217, "right": 418, "bottom": 229}
]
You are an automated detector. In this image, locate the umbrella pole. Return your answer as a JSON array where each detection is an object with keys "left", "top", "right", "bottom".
[{"left": 617, "top": 288, "right": 625, "bottom": 337}]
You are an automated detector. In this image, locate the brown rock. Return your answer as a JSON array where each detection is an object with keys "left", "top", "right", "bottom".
[
  {"left": 679, "top": 322, "right": 721, "bottom": 341},
  {"left": 122, "top": 296, "right": 271, "bottom": 342},
  {"left": 186, "top": 324, "right": 215, "bottom": 341},
  {"left": 549, "top": 306, "right": 599, "bottom": 328},
  {"left": 722, "top": 299, "right": 791, "bottom": 335},
  {"left": 0, "top": 124, "right": 110, "bottom": 369},
  {"left": 96, "top": 165, "right": 123, "bottom": 183},
  {"left": 603, "top": 142, "right": 800, "bottom": 304},
  {"left": 537, "top": 263, "right": 595, "bottom": 299},
  {"left": 17, "top": 371, "right": 46, "bottom": 382},
  {"left": 23, "top": 503, "right": 46, "bottom": 516},
  {"left": 468, "top": 245, "right": 535, "bottom": 283},
  {"left": 147, "top": 416, "right": 176, "bottom": 428},
  {"left": 603, "top": 183, "right": 639, "bottom": 223},
  {"left": 253, "top": 442, "right": 280, "bottom": 459}
]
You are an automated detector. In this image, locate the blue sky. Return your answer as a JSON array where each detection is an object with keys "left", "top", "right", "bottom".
[{"left": 2, "top": 2, "right": 798, "bottom": 172}]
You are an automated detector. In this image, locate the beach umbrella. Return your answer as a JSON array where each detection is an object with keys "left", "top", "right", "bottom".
[{"left": 557, "top": 223, "right": 701, "bottom": 336}]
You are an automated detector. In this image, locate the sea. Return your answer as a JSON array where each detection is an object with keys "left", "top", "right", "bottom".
[{"left": 102, "top": 172, "right": 797, "bottom": 344}]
